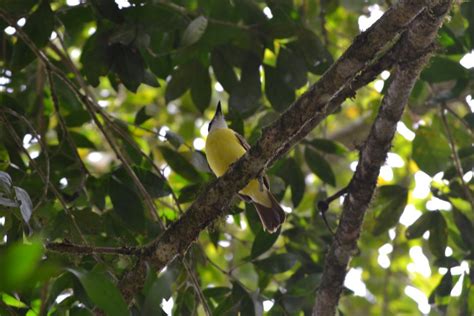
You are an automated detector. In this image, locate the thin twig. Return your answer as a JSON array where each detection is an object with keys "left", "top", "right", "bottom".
[
  {"left": 444, "top": 103, "right": 474, "bottom": 137},
  {"left": 182, "top": 259, "right": 212, "bottom": 316},
  {"left": 440, "top": 105, "right": 474, "bottom": 208},
  {"left": 1, "top": 108, "right": 51, "bottom": 212},
  {"left": 46, "top": 68, "right": 90, "bottom": 192},
  {"left": 319, "top": 0, "right": 329, "bottom": 47},
  {"left": 0, "top": 115, "right": 91, "bottom": 250}
]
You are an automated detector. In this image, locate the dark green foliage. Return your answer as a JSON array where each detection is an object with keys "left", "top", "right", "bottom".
[{"left": 0, "top": 1, "right": 472, "bottom": 315}]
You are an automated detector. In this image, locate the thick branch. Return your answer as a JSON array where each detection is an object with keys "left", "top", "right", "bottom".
[
  {"left": 313, "top": 2, "right": 453, "bottom": 315},
  {"left": 117, "top": 0, "right": 429, "bottom": 302}
]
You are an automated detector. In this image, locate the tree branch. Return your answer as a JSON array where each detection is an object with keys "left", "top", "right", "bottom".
[
  {"left": 46, "top": 242, "right": 140, "bottom": 256},
  {"left": 313, "top": 1, "right": 453, "bottom": 315},
  {"left": 117, "top": 0, "right": 430, "bottom": 302}
]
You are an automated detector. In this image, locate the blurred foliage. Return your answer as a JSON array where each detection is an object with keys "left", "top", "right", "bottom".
[{"left": 0, "top": 0, "right": 473, "bottom": 315}]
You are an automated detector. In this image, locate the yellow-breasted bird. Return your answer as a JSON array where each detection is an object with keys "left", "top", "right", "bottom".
[{"left": 205, "top": 102, "right": 285, "bottom": 233}]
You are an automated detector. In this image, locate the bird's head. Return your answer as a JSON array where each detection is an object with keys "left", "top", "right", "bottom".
[{"left": 208, "top": 102, "right": 228, "bottom": 133}]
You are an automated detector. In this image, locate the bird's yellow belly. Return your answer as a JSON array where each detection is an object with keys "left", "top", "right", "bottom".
[
  {"left": 205, "top": 129, "right": 270, "bottom": 206},
  {"left": 205, "top": 129, "right": 246, "bottom": 177}
]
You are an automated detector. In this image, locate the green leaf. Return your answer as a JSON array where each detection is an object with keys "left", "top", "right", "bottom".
[
  {"left": 245, "top": 203, "right": 261, "bottom": 235},
  {"left": 80, "top": 30, "right": 111, "bottom": 87},
  {"left": 11, "top": 0, "right": 54, "bottom": 70},
  {"left": 108, "top": 25, "right": 136, "bottom": 46},
  {"left": 178, "top": 184, "right": 201, "bottom": 203},
  {"left": 126, "top": 3, "right": 187, "bottom": 32},
  {"left": 264, "top": 65, "right": 295, "bottom": 112},
  {"left": 0, "top": 0, "right": 36, "bottom": 14},
  {"left": 429, "top": 211, "right": 448, "bottom": 258},
  {"left": 181, "top": 16, "right": 208, "bottom": 46},
  {"left": 214, "top": 294, "right": 239, "bottom": 315},
  {"left": 295, "top": 28, "right": 332, "bottom": 74},
  {"left": 286, "top": 273, "right": 321, "bottom": 296},
  {"left": 211, "top": 48, "right": 238, "bottom": 93},
  {"left": 159, "top": 146, "right": 202, "bottom": 182},
  {"left": 2, "top": 293, "right": 27, "bottom": 308},
  {"left": 134, "top": 106, "right": 152, "bottom": 126},
  {"left": 435, "top": 271, "right": 453, "bottom": 297},
  {"left": 370, "top": 185, "right": 408, "bottom": 236},
  {"left": 69, "top": 131, "right": 96, "bottom": 149},
  {"left": 254, "top": 253, "right": 298, "bottom": 273},
  {"left": 68, "top": 268, "right": 128, "bottom": 316},
  {"left": 307, "top": 139, "right": 348, "bottom": 156},
  {"left": 420, "top": 57, "right": 468, "bottom": 83},
  {"left": 406, "top": 212, "right": 433, "bottom": 239},
  {"left": 229, "top": 54, "right": 262, "bottom": 116},
  {"left": 191, "top": 62, "right": 212, "bottom": 112},
  {"left": 412, "top": 126, "right": 451, "bottom": 176},
  {"left": 0, "top": 171, "right": 12, "bottom": 195},
  {"left": 452, "top": 207, "right": 474, "bottom": 250},
  {"left": 165, "top": 63, "right": 193, "bottom": 102},
  {"left": 14, "top": 186, "right": 33, "bottom": 224},
  {"left": 165, "top": 130, "right": 185, "bottom": 149},
  {"left": 464, "top": 113, "right": 474, "bottom": 130},
  {"left": 434, "top": 256, "right": 459, "bottom": 268},
  {"left": 110, "top": 45, "right": 145, "bottom": 93},
  {"left": 134, "top": 167, "right": 172, "bottom": 199},
  {"left": 461, "top": 1, "right": 474, "bottom": 49},
  {"left": 276, "top": 158, "right": 305, "bottom": 207},
  {"left": 143, "top": 70, "right": 160, "bottom": 88},
  {"left": 276, "top": 47, "right": 307, "bottom": 89},
  {"left": 90, "top": 0, "right": 124, "bottom": 23},
  {"left": 304, "top": 147, "right": 336, "bottom": 186},
  {"left": 109, "top": 176, "right": 146, "bottom": 231},
  {"left": 250, "top": 228, "right": 280, "bottom": 259},
  {"left": 203, "top": 287, "right": 231, "bottom": 300},
  {"left": 0, "top": 239, "right": 43, "bottom": 291},
  {"left": 64, "top": 109, "right": 91, "bottom": 127},
  {"left": 142, "top": 271, "right": 173, "bottom": 315}
]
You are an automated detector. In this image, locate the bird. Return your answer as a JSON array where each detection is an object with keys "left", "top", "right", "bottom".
[{"left": 205, "top": 102, "right": 285, "bottom": 233}]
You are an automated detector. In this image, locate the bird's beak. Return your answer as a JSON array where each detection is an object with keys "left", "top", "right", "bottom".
[
  {"left": 215, "top": 101, "right": 222, "bottom": 117},
  {"left": 211, "top": 101, "right": 223, "bottom": 121}
]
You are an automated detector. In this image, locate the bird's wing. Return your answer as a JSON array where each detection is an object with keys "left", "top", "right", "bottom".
[
  {"left": 233, "top": 130, "right": 270, "bottom": 191},
  {"left": 233, "top": 131, "right": 251, "bottom": 151}
]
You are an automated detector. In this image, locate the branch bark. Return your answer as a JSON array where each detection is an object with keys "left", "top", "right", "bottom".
[
  {"left": 117, "top": 0, "right": 430, "bottom": 302},
  {"left": 313, "top": 1, "right": 453, "bottom": 315}
]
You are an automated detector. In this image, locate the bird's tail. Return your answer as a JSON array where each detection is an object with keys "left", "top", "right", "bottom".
[{"left": 253, "top": 191, "right": 286, "bottom": 233}]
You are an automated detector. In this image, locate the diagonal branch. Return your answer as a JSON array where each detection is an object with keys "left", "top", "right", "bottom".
[
  {"left": 313, "top": 1, "right": 453, "bottom": 315},
  {"left": 117, "top": 0, "right": 430, "bottom": 302}
]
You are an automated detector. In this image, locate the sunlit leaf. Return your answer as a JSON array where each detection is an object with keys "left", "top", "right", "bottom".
[
  {"left": 412, "top": 126, "right": 451, "bottom": 176},
  {"left": 0, "top": 239, "right": 43, "bottom": 291}
]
